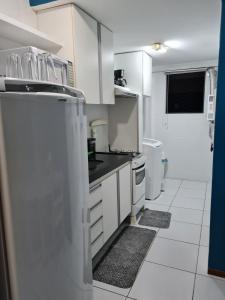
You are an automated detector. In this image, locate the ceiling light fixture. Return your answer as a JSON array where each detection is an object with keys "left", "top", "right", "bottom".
[{"left": 150, "top": 42, "right": 168, "bottom": 54}]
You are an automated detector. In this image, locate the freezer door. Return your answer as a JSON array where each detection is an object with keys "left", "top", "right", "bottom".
[{"left": 0, "top": 93, "right": 93, "bottom": 300}]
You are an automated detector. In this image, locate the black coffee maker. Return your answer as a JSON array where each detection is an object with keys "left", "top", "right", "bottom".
[{"left": 114, "top": 69, "right": 127, "bottom": 87}]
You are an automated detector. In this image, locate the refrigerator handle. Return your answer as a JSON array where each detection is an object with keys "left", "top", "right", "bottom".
[{"left": 79, "top": 103, "right": 93, "bottom": 287}]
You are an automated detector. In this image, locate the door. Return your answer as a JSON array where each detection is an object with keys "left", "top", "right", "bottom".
[
  {"left": 0, "top": 92, "right": 92, "bottom": 300},
  {"left": 100, "top": 24, "right": 114, "bottom": 104},
  {"left": 119, "top": 164, "right": 131, "bottom": 223},
  {"left": 102, "top": 173, "right": 118, "bottom": 242},
  {"left": 73, "top": 6, "right": 100, "bottom": 104}
]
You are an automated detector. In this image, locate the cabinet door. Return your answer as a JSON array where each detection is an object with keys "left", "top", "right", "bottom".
[
  {"left": 100, "top": 25, "right": 115, "bottom": 104},
  {"left": 37, "top": 5, "right": 75, "bottom": 62},
  {"left": 119, "top": 164, "right": 131, "bottom": 223},
  {"left": 102, "top": 173, "right": 118, "bottom": 242},
  {"left": 73, "top": 7, "right": 100, "bottom": 104},
  {"left": 142, "top": 52, "right": 152, "bottom": 96},
  {"left": 114, "top": 52, "right": 143, "bottom": 94}
]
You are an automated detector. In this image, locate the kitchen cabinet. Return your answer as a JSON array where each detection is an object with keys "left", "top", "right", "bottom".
[
  {"left": 100, "top": 24, "right": 114, "bottom": 104},
  {"left": 37, "top": 4, "right": 114, "bottom": 104},
  {"left": 101, "top": 173, "right": 118, "bottom": 242},
  {"left": 73, "top": 7, "right": 100, "bottom": 103},
  {"left": 89, "top": 162, "right": 131, "bottom": 258},
  {"left": 114, "top": 51, "right": 152, "bottom": 96},
  {"left": 119, "top": 164, "right": 132, "bottom": 223},
  {"left": 89, "top": 183, "right": 104, "bottom": 258}
]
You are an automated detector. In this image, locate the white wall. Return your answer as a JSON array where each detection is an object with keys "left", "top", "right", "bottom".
[
  {"left": 0, "top": 0, "right": 37, "bottom": 27},
  {"left": 86, "top": 104, "right": 109, "bottom": 152},
  {"left": 151, "top": 61, "right": 217, "bottom": 181}
]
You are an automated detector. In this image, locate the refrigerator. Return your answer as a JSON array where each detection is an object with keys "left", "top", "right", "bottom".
[{"left": 0, "top": 78, "right": 93, "bottom": 300}]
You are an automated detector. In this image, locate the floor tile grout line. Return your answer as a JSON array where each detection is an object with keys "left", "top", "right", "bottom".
[
  {"left": 197, "top": 271, "right": 225, "bottom": 282},
  {"left": 168, "top": 179, "right": 184, "bottom": 209},
  {"left": 157, "top": 179, "right": 183, "bottom": 236},
  {"left": 93, "top": 285, "right": 131, "bottom": 298},
  {"left": 192, "top": 184, "right": 208, "bottom": 300},
  {"left": 128, "top": 180, "right": 185, "bottom": 297},
  {"left": 154, "top": 235, "right": 201, "bottom": 246},
  {"left": 94, "top": 179, "right": 212, "bottom": 299},
  {"left": 168, "top": 219, "right": 203, "bottom": 226},
  {"left": 170, "top": 205, "right": 205, "bottom": 212},
  {"left": 143, "top": 260, "right": 198, "bottom": 276},
  {"left": 127, "top": 181, "right": 182, "bottom": 299},
  {"left": 156, "top": 235, "right": 201, "bottom": 246}
]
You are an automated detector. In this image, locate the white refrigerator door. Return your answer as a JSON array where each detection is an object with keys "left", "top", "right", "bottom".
[{"left": 0, "top": 92, "right": 93, "bottom": 300}]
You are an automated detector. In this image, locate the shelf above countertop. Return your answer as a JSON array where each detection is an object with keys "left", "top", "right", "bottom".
[{"left": 0, "top": 12, "right": 63, "bottom": 53}]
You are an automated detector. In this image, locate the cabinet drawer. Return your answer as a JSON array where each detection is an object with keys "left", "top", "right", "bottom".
[
  {"left": 91, "top": 233, "right": 104, "bottom": 258},
  {"left": 90, "top": 217, "right": 103, "bottom": 243},
  {"left": 90, "top": 200, "right": 103, "bottom": 226},
  {"left": 89, "top": 183, "right": 103, "bottom": 208}
]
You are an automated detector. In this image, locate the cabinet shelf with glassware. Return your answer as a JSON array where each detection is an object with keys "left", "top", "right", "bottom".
[{"left": 37, "top": 4, "right": 114, "bottom": 104}]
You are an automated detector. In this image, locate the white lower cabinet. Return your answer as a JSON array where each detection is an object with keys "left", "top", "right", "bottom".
[
  {"left": 101, "top": 173, "right": 118, "bottom": 242},
  {"left": 89, "top": 163, "right": 131, "bottom": 258},
  {"left": 91, "top": 233, "right": 104, "bottom": 258},
  {"left": 90, "top": 217, "right": 104, "bottom": 243},
  {"left": 119, "top": 164, "right": 132, "bottom": 223}
]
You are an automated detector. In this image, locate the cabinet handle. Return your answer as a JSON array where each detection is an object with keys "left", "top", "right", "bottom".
[
  {"left": 90, "top": 199, "right": 103, "bottom": 211},
  {"left": 91, "top": 232, "right": 104, "bottom": 245},
  {"left": 90, "top": 183, "right": 102, "bottom": 193},
  {"left": 91, "top": 216, "right": 103, "bottom": 228}
]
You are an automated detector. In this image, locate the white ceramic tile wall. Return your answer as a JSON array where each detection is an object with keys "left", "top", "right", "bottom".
[{"left": 94, "top": 179, "right": 225, "bottom": 300}]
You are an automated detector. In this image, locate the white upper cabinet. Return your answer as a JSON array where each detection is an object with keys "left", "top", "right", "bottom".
[
  {"left": 73, "top": 7, "right": 100, "bottom": 104},
  {"left": 142, "top": 51, "right": 152, "bottom": 96},
  {"left": 114, "top": 51, "right": 152, "bottom": 96},
  {"left": 100, "top": 25, "right": 114, "bottom": 104},
  {"left": 37, "top": 4, "right": 114, "bottom": 104}
]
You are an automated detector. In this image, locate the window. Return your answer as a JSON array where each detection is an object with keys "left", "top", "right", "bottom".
[{"left": 166, "top": 71, "right": 205, "bottom": 114}]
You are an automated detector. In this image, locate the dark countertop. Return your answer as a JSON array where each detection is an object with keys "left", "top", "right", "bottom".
[{"left": 88, "top": 152, "right": 131, "bottom": 184}]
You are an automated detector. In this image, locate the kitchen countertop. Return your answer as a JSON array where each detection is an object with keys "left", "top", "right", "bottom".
[{"left": 88, "top": 152, "right": 131, "bottom": 184}]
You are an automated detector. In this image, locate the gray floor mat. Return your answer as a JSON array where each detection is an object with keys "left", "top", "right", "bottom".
[
  {"left": 139, "top": 209, "right": 171, "bottom": 228},
  {"left": 93, "top": 226, "right": 156, "bottom": 289}
]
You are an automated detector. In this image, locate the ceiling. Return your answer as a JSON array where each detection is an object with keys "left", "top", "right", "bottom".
[{"left": 72, "top": 0, "right": 221, "bottom": 66}]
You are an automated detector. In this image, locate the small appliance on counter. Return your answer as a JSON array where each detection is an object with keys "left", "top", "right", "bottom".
[
  {"left": 114, "top": 69, "right": 127, "bottom": 87},
  {"left": 87, "top": 137, "right": 96, "bottom": 154}
]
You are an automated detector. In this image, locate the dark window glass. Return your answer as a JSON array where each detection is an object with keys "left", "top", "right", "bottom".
[{"left": 166, "top": 72, "right": 205, "bottom": 114}]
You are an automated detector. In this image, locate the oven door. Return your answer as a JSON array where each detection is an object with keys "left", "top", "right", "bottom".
[{"left": 133, "top": 164, "right": 146, "bottom": 204}]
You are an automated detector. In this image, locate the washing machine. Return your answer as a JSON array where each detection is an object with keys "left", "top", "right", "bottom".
[{"left": 143, "top": 139, "right": 163, "bottom": 200}]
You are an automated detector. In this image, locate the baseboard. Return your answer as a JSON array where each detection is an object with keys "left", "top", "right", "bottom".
[{"left": 208, "top": 268, "right": 225, "bottom": 278}]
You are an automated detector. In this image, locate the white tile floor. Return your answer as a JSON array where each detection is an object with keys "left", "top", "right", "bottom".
[{"left": 93, "top": 179, "right": 225, "bottom": 300}]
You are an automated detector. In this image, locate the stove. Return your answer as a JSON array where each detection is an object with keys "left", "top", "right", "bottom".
[{"left": 108, "top": 148, "right": 146, "bottom": 221}]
